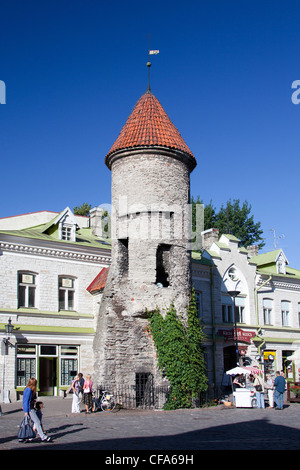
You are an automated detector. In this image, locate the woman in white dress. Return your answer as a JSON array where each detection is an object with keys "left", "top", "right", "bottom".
[{"left": 71, "top": 375, "right": 81, "bottom": 413}]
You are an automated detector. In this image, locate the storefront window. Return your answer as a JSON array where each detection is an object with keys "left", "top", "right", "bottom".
[
  {"left": 16, "top": 345, "right": 37, "bottom": 386},
  {"left": 60, "top": 346, "right": 79, "bottom": 386}
]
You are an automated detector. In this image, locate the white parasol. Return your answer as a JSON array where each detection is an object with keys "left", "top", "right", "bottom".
[
  {"left": 226, "top": 367, "right": 250, "bottom": 375},
  {"left": 286, "top": 349, "right": 300, "bottom": 361}
]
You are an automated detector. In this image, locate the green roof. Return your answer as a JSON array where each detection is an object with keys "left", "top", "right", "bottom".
[
  {"left": 249, "top": 249, "right": 281, "bottom": 266},
  {"left": 0, "top": 210, "right": 111, "bottom": 250},
  {"left": 222, "top": 234, "right": 240, "bottom": 242},
  {"left": 191, "top": 251, "right": 213, "bottom": 265}
]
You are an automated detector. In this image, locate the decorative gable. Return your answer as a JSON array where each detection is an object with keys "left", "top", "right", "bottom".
[
  {"left": 42, "top": 207, "right": 79, "bottom": 242},
  {"left": 276, "top": 250, "right": 289, "bottom": 275}
]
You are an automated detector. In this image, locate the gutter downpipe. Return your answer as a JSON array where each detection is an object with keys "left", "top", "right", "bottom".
[{"left": 254, "top": 275, "right": 272, "bottom": 366}]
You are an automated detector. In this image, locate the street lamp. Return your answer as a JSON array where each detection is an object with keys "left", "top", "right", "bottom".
[
  {"left": 3, "top": 318, "right": 14, "bottom": 348},
  {"left": 2, "top": 318, "right": 14, "bottom": 405},
  {"left": 228, "top": 290, "right": 240, "bottom": 366}
]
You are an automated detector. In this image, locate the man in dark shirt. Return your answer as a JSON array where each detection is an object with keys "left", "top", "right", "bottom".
[{"left": 274, "top": 371, "right": 286, "bottom": 410}]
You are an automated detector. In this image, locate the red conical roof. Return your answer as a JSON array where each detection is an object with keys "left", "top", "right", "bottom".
[{"left": 105, "top": 91, "right": 196, "bottom": 169}]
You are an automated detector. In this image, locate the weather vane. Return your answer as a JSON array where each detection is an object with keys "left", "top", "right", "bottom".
[{"left": 147, "top": 35, "right": 159, "bottom": 91}]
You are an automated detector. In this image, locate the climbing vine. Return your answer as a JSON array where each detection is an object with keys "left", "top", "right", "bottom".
[{"left": 148, "top": 289, "right": 208, "bottom": 409}]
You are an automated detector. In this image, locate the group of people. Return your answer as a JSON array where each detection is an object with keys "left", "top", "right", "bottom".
[
  {"left": 71, "top": 373, "right": 94, "bottom": 414},
  {"left": 233, "top": 370, "right": 286, "bottom": 409},
  {"left": 21, "top": 378, "right": 51, "bottom": 443}
]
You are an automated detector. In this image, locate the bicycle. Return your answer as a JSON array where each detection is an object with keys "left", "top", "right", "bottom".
[{"left": 93, "top": 390, "right": 116, "bottom": 412}]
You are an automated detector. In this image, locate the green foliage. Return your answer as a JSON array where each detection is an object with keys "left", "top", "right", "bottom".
[
  {"left": 148, "top": 289, "right": 207, "bottom": 410},
  {"left": 73, "top": 203, "right": 92, "bottom": 216},
  {"left": 191, "top": 196, "right": 265, "bottom": 249}
]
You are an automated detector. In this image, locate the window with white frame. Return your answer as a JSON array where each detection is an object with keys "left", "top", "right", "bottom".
[
  {"left": 222, "top": 303, "right": 233, "bottom": 323},
  {"left": 60, "top": 346, "right": 79, "bottom": 386},
  {"left": 235, "top": 297, "right": 245, "bottom": 323},
  {"left": 281, "top": 300, "right": 290, "bottom": 327},
  {"left": 59, "top": 277, "right": 75, "bottom": 311},
  {"left": 18, "top": 272, "right": 37, "bottom": 308},
  {"left": 61, "top": 224, "right": 72, "bottom": 240},
  {"left": 263, "top": 298, "right": 273, "bottom": 325},
  {"left": 16, "top": 345, "right": 37, "bottom": 386}
]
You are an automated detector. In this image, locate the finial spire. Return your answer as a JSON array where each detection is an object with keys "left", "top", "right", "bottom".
[{"left": 147, "top": 35, "right": 159, "bottom": 92}]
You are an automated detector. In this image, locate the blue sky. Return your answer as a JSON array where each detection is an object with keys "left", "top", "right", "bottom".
[{"left": 1, "top": 1, "right": 300, "bottom": 267}]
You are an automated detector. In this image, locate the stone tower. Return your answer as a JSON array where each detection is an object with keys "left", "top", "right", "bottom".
[{"left": 93, "top": 89, "right": 197, "bottom": 392}]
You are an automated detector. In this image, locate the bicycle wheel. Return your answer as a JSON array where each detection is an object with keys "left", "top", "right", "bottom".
[
  {"left": 101, "top": 396, "right": 116, "bottom": 412},
  {"left": 251, "top": 398, "right": 257, "bottom": 408}
]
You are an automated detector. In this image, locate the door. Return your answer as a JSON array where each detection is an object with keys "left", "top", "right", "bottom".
[{"left": 39, "top": 357, "right": 57, "bottom": 396}]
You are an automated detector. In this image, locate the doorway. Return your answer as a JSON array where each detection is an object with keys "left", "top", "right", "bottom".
[{"left": 39, "top": 357, "right": 57, "bottom": 396}]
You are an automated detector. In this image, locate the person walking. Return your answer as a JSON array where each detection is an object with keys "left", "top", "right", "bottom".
[
  {"left": 274, "top": 371, "right": 286, "bottom": 410},
  {"left": 33, "top": 401, "right": 45, "bottom": 433},
  {"left": 254, "top": 371, "right": 265, "bottom": 408},
  {"left": 83, "top": 374, "right": 94, "bottom": 413},
  {"left": 22, "top": 378, "right": 52, "bottom": 442},
  {"left": 265, "top": 374, "right": 275, "bottom": 408},
  {"left": 78, "top": 372, "right": 85, "bottom": 401},
  {"left": 71, "top": 375, "right": 81, "bottom": 413}
]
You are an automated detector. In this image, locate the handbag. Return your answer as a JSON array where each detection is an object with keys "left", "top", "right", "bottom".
[
  {"left": 255, "top": 384, "right": 262, "bottom": 392},
  {"left": 17, "top": 415, "right": 36, "bottom": 440}
]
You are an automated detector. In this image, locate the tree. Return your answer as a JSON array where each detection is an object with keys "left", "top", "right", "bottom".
[
  {"left": 217, "top": 199, "right": 264, "bottom": 249},
  {"left": 73, "top": 203, "right": 92, "bottom": 217},
  {"left": 191, "top": 196, "right": 265, "bottom": 249}
]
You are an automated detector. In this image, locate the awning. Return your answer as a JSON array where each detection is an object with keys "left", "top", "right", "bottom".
[{"left": 226, "top": 366, "right": 263, "bottom": 375}]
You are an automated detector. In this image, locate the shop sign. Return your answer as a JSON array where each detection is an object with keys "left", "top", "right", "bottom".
[{"left": 218, "top": 328, "right": 255, "bottom": 343}]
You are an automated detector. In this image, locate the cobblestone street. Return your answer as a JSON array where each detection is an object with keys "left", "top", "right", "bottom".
[{"left": 0, "top": 397, "right": 299, "bottom": 454}]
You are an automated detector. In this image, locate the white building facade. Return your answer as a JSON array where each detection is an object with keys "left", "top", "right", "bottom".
[
  {"left": 1, "top": 210, "right": 300, "bottom": 403},
  {"left": 0, "top": 207, "right": 110, "bottom": 402},
  {"left": 193, "top": 229, "right": 300, "bottom": 397}
]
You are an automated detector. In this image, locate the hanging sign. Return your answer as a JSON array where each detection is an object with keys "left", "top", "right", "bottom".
[{"left": 218, "top": 328, "right": 255, "bottom": 343}]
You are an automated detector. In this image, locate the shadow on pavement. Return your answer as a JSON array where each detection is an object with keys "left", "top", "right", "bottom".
[{"left": 16, "top": 416, "right": 300, "bottom": 451}]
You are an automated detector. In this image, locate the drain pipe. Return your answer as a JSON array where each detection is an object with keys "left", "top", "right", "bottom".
[
  {"left": 254, "top": 276, "right": 271, "bottom": 365},
  {"left": 254, "top": 275, "right": 272, "bottom": 326}
]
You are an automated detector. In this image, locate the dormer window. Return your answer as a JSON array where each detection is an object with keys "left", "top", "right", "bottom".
[
  {"left": 277, "top": 260, "right": 286, "bottom": 274},
  {"left": 61, "top": 224, "right": 73, "bottom": 241},
  {"left": 276, "top": 251, "right": 287, "bottom": 275}
]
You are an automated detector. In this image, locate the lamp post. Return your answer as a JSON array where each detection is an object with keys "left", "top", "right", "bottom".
[
  {"left": 2, "top": 318, "right": 14, "bottom": 404},
  {"left": 228, "top": 290, "right": 240, "bottom": 366}
]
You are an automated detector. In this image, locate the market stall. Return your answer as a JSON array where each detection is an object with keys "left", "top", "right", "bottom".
[{"left": 226, "top": 366, "right": 262, "bottom": 408}]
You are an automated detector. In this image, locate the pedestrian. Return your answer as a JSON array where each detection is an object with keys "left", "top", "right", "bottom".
[
  {"left": 233, "top": 374, "right": 243, "bottom": 391},
  {"left": 78, "top": 372, "right": 84, "bottom": 400},
  {"left": 264, "top": 374, "right": 274, "bottom": 408},
  {"left": 33, "top": 401, "right": 45, "bottom": 432},
  {"left": 22, "top": 378, "right": 52, "bottom": 442},
  {"left": 274, "top": 371, "right": 286, "bottom": 410},
  {"left": 71, "top": 375, "right": 81, "bottom": 413},
  {"left": 83, "top": 374, "right": 94, "bottom": 413},
  {"left": 253, "top": 371, "right": 265, "bottom": 408}
]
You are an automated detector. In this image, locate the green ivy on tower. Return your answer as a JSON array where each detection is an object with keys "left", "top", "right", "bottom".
[{"left": 148, "top": 289, "right": 208, "bottom": 409}]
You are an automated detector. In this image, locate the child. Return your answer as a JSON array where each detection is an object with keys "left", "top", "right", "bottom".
[{"left": 33, "top": 401, "right": 45, "bottom": 433}]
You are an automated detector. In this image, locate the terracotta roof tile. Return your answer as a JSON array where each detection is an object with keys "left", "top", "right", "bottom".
[
  {"left": 105, "top": 91, "right": 195, "bottom": 167},
  {"left": 87, "top": 267, "right": 109, "bottom": 294}
]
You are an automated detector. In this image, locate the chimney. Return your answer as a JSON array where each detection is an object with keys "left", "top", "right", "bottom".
[
  {"left": 201, "top": 228, "right": 219, "bottom": 250},
  {"left": 247, "top": 245, "right": 259, "bottom": 258},
  {"left": 89, "top": 207, "right": 104, "bottom": 237}
]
